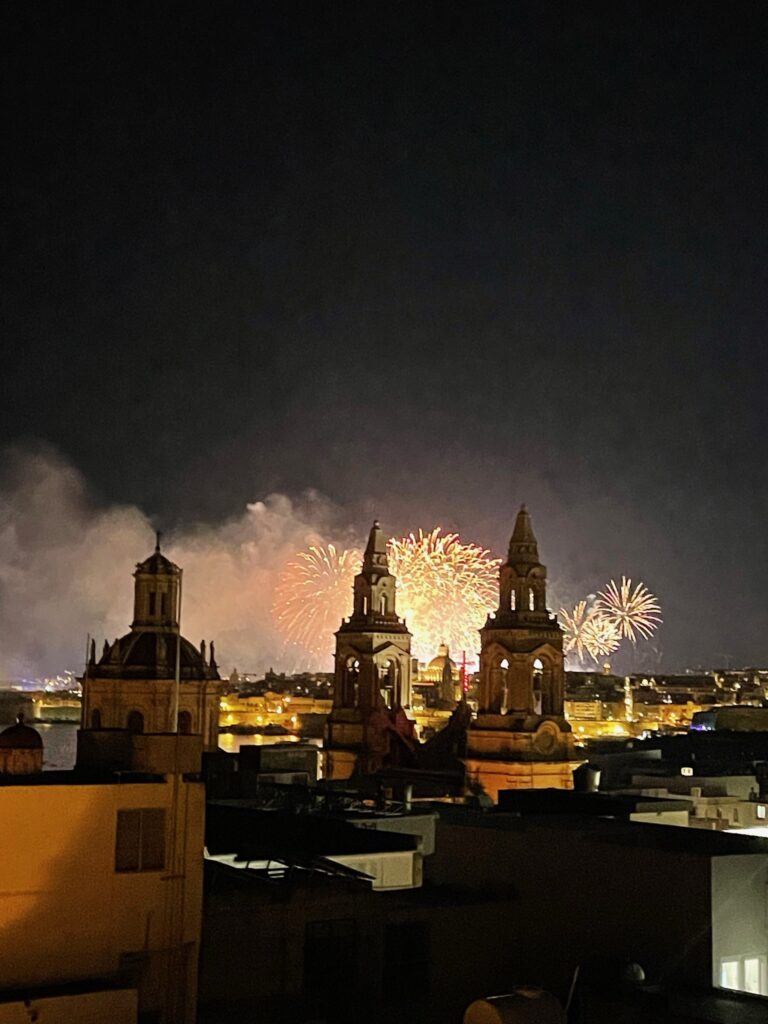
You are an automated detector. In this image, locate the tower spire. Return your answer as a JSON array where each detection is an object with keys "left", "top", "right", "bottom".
[
  {"left": 363, "top": 519, "right": 389, "bottom": 574},
  {"left": 155, "top": 530, "right": 162, "bottom": 554},
  {"left": 508, "top": 504, "right": 539, "bottom": 564}
]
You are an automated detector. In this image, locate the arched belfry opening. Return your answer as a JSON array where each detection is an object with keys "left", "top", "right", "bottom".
[
  {"left": 127, "top": 710, "right": 144, "bottom": 733},
  {"left": 340, "top": 655, "right": 360, "bottom": 707}
]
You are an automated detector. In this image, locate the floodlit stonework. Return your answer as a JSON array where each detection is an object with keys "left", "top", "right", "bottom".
[
  {"left": 80, "top": 538, "right": 222, "bottom": 749},
  {"left": 466, "top": 506, "right": 580, "bottom": 798},
  {"left": 325, "top": 521, "right": 416, "bottom": 778}
]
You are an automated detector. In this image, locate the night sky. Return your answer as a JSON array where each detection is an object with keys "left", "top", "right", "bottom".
[{"left": 2, "top": 2, "right": 768, "bottom": 671}]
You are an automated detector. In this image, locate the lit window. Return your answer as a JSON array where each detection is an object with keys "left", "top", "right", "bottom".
[
  {"left": 719, "top": 954, "right": 767, "bottom": 996},
  {"left": 744, "top": 957, "right": 764, "bottom": 994},
  {"left": 758, "top": 805, "right": 766, "bottom": 820},
  {"left": 500, "top": 659, "right": 509, "bottom": 670},
  {"left": 115, "top": 808, "right": 166, "bottom": 872},
  {"left": 720, "top": 959, "right": 740, "bottom": 990},
  {"left": 511, "top": 591, "right": 516, "bottom": 610},
  {"left": 529, "top": 588, "right": 535, "bottom": 611}
]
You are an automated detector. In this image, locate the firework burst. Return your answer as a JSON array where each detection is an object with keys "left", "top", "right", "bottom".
[
  {"left": 389, "top": 528, "right": 500, "bottom": 664},
  {"left": 272, "top": 543, "right": 361, "bottom": 659},
  {"left": 580, "top": 611, "right": 622, "bottom": 659},
  {"left": 595, "top": 576, "right": 662, "bottom": 643},
  {"left": 273, "top": 528, "right": 500, "bottom": 666},
  {"left": 559, "top": 601, "right": 621, "bottom": 663}
]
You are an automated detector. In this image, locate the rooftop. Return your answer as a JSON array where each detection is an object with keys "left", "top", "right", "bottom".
[
  {"left": 0, "top": 768, "right": 166, "bottom": 787},
  {"left": 428, "top": 802, "right": 768, "bottom": 857}
]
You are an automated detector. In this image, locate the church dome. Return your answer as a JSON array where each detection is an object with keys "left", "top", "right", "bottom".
[
  {"left": 423, "top": 644, "right": 459, "bottom": 683},
  {"left": 0, "top": 713, "right": 43, "bottom": 749},
  {"left": 427, "top": 644, "right": 456, "bottom": 673},
  {"left": 97, "top": 631, "right": 219, "bottom": 681}
]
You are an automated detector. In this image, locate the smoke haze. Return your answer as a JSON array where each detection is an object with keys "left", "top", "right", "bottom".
[
  {"left": 0, "top": 446, "right": 350, "bottom": 680},
  {"left": 1, "top": 444, "right": 765, "bottom": 681}
]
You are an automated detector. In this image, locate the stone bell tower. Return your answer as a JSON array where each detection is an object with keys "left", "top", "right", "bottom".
[
  {"left": 324, "top": 521, "right": 416, "bottom": 779},
  {"left": 466, "top": 506, "right": 578, "bottom": 798},
  {"left": 80, "top": 535, "right": 222, "bottom": 752}
]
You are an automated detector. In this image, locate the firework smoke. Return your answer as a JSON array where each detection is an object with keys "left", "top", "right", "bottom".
[{"left": 0, "top": 446, "right": 342, "bottom": 679}]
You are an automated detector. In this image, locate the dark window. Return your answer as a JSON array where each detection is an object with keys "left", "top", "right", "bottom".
[
  {"left": 160, "top": 592, "right": 167, "bottom": 616},
  {"left": 178, "top": 710, "right": 192, "bottom": 734},
  {"left": 127, "top": 710, "right": 144, "bottom": 733},
  {"left": 90, "top": 708, "right": 102, "bottom": 729},
  {"left": 148, "top": 592, "right": 156, "bottom": 616},
  {"left": 384, "top": 921, "right": 430, "bottom": 1000},
  {"left": 304, "top": 918, "right": 358, "bottom": 1002},
  {"left": 115, "top": 808, "right": 166, "bottom": 872}
]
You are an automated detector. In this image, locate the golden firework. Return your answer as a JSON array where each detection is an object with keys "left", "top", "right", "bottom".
[
  {"left": 273, "top": 528, "right": 500, "bottom": 666},
  {"left": 389, "top": 528, "right": 500, "bottom": 664},
  {"left": 272, "top": 543, "right": 361, "bottom": 659},
  {"left": 595, "top": 576, "right": 662, "bottom": 643},
  {"left": 559, "top": 601, "right": 621, "bottom": 663}
]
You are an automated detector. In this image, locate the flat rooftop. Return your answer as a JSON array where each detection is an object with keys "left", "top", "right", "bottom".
[
  {"left": 428, "top": 802, "right": 768, "bottom": 857},
  {"left": 497, "top": 788, "right": 693, "bottom": 816}
]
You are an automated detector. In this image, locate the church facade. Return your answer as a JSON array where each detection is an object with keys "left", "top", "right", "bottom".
[{"left": 81, "top": 538, "right": 222, "bottom": 750}]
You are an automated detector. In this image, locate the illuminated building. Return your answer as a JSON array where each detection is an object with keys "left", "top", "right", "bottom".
[
  {"left": 324, "top": 521, "right": 416, "bottom": 780},
  {"left": 420, "top": 643, "right": 461, "bottom": 704},
  {"left": 0, "top": 722, "right": 204, "bottom": 1023},
  {"left": 0, "top": 713, "right": 43, "bottom": 774},
  {"left": 0, "top": 539, "right": 222, "bottom": 1023},
  {"left": 466, "top": 506, "right": 580, "bottom": 797},
  {"left": 80, "top": 536, "right": 222, "bottom": 747}
]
